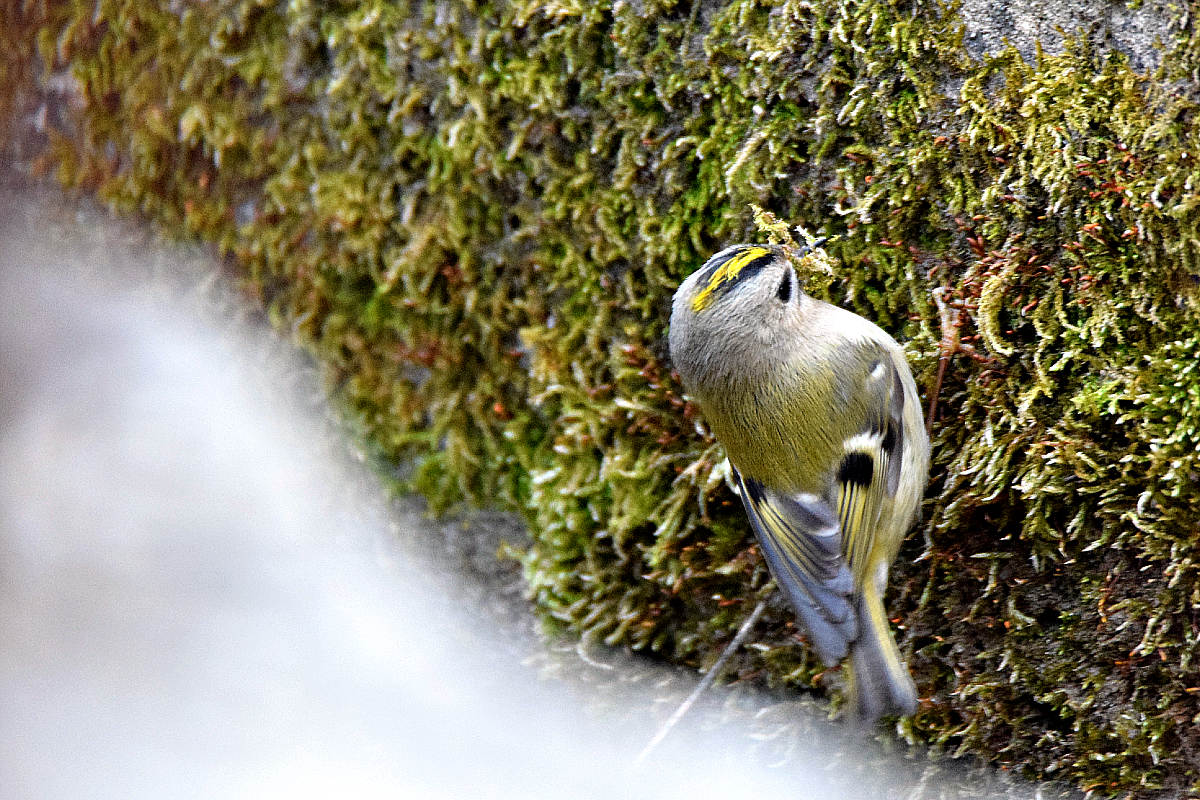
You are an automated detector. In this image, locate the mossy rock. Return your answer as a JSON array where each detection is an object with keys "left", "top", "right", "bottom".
[{"left": 4, "top": 0, "right": 1200, "bottom": 795}]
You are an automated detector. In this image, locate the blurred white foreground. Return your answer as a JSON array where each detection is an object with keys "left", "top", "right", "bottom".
[{"left": 0, "top": 175, "right": 1069, "bottom": 800}]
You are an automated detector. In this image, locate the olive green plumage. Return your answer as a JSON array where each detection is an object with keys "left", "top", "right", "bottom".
[{"left": 668, "top": 243, "right": 929, "bottom": 722}]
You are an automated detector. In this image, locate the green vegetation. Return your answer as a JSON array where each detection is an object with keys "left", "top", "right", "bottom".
[{"left": 4, "top": 0, "right": 1200, "bottom": 794}]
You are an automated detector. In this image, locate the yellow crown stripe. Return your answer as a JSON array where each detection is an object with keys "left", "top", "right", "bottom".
[{"left": 690, "top": 247, "right": 771, "bottom": 312}]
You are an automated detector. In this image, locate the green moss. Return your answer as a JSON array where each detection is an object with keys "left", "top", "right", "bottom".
[{"left": 6, "top": 0, "right": 1200, "bottom": 795}]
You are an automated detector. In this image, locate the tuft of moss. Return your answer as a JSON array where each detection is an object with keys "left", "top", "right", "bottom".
[{"left": 5, "top": 0, "right": 1200, "bottom": 794}]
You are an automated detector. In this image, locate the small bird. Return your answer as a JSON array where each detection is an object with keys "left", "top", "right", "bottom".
[{"left": 668, "top": 242, "right": 929, "bottom": 722}]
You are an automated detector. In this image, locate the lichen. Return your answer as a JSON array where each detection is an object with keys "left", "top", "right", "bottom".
[{"left": 5, "top": 0, "right": 1200, "bottom": 795}]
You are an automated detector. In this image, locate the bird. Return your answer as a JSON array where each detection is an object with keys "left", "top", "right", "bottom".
[{"left": 667, "top": 241, "right": 929, "bottom": 722}]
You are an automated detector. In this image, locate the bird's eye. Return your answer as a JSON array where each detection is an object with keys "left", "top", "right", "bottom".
[{"left": 775, "top": 273, "right": 792, "bottom": 303}]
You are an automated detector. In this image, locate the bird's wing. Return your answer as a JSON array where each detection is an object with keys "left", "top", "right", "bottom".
[
  {"left": 735, "top": 469, "right": 856, "bottom": 666},
  {"left": 837, "top": 350, "right": 908, "bottom": 581}
]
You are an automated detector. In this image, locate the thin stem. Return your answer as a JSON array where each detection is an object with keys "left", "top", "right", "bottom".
[{"left": 633, "top": 599, "right": 768, "bottom": 766}]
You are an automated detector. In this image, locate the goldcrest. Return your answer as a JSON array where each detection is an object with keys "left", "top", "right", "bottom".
[{"left": 668, "top": 243, "right": 929, "bottom": 722}]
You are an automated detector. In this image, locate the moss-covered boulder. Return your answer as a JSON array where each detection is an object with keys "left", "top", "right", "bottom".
[{"left": 4, "top": 0, "right": 1200, "bottom": 795}]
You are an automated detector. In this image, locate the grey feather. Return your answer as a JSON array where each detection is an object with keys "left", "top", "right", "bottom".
[{"left": 736, "top": 470, "right": 857, "bottom": 666}]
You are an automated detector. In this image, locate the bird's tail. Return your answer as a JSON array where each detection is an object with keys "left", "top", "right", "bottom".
[{"left": 847, "top": 582, "right": 917, "bottom": 724}]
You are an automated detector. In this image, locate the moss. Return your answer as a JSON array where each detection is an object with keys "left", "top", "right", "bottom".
[{"left": 5, "top": 0, "right": 1200, "bottom": 795}]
